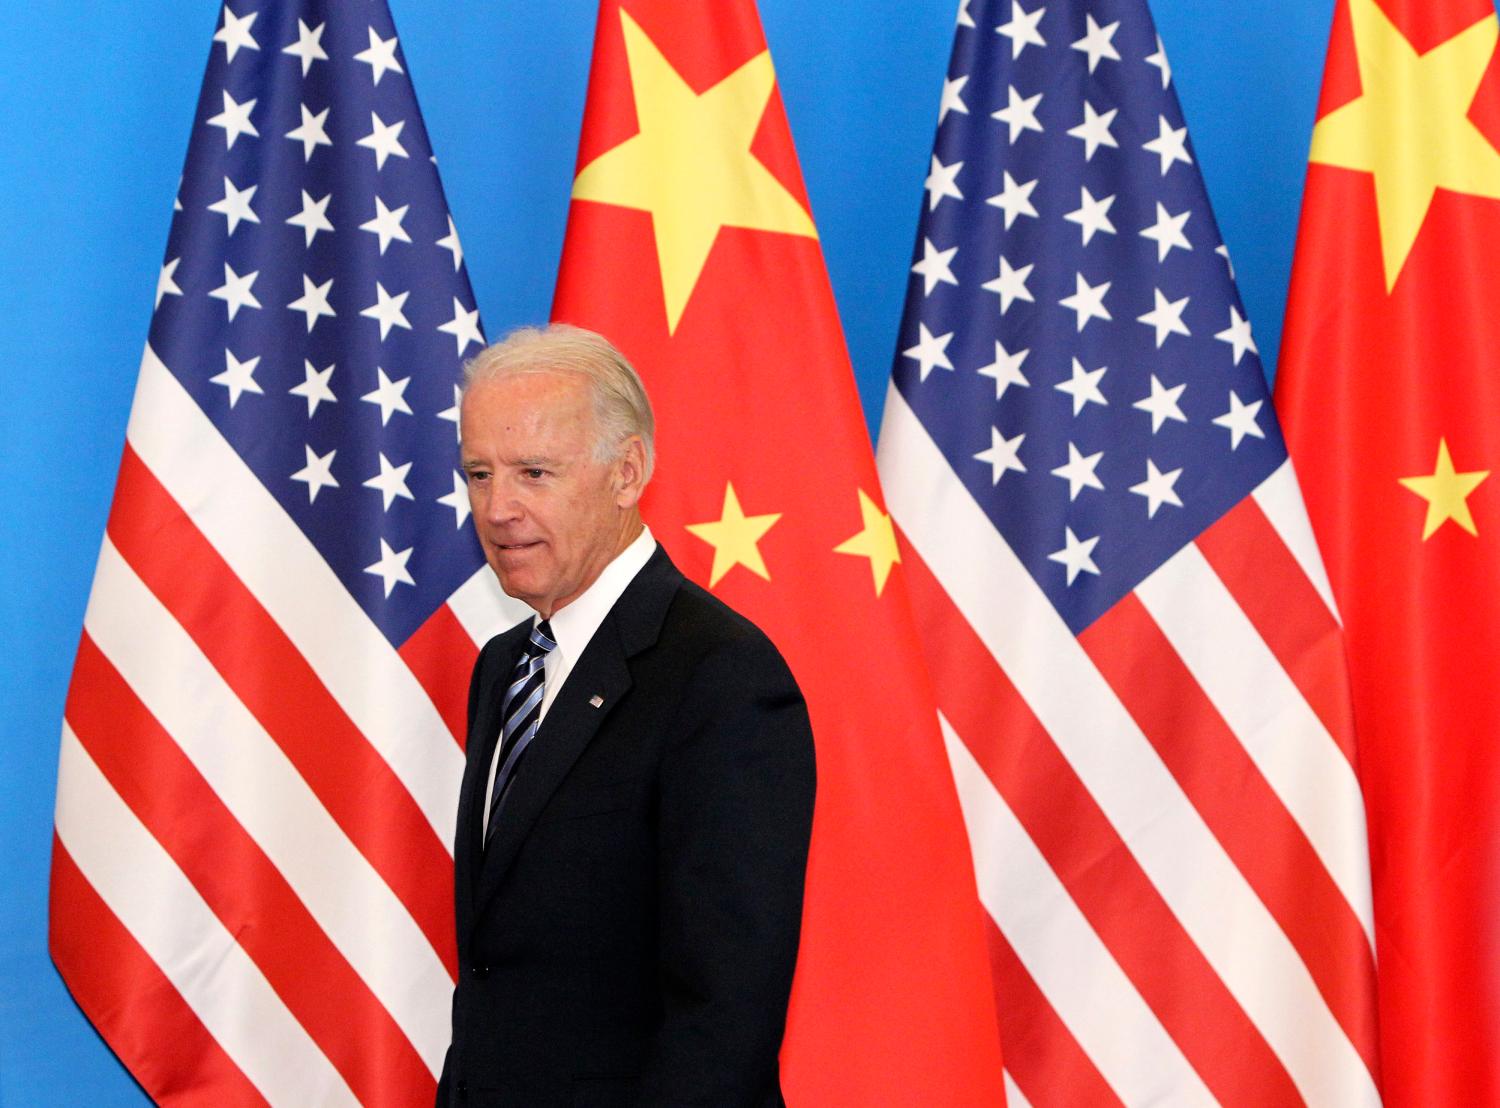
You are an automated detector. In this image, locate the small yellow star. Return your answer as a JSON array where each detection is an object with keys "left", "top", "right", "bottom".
[
  {"left": 833, "top": 488, "right": 902, "bottom": 596},
  {"left": 1309, "top": 0, "right": 1500, "bottom": 292},
  {"left": 685, "top": 482, "right": 782, "bottom": 587},
  {"left": 1398, "top": 437, "right": 1490, "bottom": 539},
  {"left": 571, "top": 9, "right": 817, "bottom": 333}
]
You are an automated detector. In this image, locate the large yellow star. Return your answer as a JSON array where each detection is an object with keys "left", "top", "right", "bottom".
[
  {"left": 1310, "top": 0, "right": 1500, "bottom": 292},
  {"left": 685, "top": 482, "right": 782, "bottom": 587},
  {"left": 1398, "top": 437, "right": 1490, "bottom": 539},
  {"left": 833, "top": 488, "right": 902, "bottom": 596},
  {"left": 572, "top": 10, "right": 817, "bottom": 333}
]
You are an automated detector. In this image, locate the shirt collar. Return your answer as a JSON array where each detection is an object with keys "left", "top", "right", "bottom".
[{"left": 539, "top": 525, "right": 656, "bottom": 663}]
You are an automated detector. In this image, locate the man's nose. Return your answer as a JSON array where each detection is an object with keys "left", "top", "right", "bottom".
[{"left": 482, "top": 482, "right": 522, "bottom": 524}]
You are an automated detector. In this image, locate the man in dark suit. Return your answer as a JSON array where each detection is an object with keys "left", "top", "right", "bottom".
[{"left": 437, "top": 324, "right": 816, "bottom": 1107}]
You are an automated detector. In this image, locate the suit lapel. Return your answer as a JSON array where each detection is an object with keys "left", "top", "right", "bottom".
[
  {"left": 454, "top": 622, "right": 529, "bottom": 940},
  {"left": 474, "top": 629, "right": 633, "bottom": 912},
  {"left": 471, "top": 546, "right": 683, "bottom": 923}
]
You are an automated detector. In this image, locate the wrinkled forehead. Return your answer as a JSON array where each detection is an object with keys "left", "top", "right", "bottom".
[
  {"left": 468, "top": 367, "right": 594, "bottom": 410},
  {"left": 461, "top": 371, "right": 599, "bottom": 449},
  {"left": 465, "top": 361, "right": 594, "bottom": 399}
]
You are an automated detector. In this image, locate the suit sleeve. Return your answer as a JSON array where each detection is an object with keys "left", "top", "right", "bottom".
[{"left": 640, "top": 633, "right": 816, "bottom": 1107}]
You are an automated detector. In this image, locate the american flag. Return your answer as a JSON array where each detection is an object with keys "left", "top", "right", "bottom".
[
  {"left": 49, "top": 3, "right": 523, "bottom": 1103},
  {"left": 875, "top": 1, "right": 1381, "bottom": 1104}
]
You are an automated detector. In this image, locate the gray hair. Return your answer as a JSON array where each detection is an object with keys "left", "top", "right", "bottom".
[{"left": 463, "top": 323, "right": 656, "bottom": 483}]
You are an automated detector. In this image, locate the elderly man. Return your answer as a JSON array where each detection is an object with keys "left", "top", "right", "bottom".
[{"left": 437, "top": 324, "right": 816, "bottom": 1107}]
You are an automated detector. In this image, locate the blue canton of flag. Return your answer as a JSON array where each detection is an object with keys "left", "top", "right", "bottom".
[
  {"left": 151, "top": 0, "right": 486, "bottom": 645},
  {"left": 892, "top": 0, "right": 1282, "bottom": 634}
]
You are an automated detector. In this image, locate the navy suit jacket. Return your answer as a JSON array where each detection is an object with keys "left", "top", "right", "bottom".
[{"left": 438, "top": 546, "right": 815, "bottom": 1107}]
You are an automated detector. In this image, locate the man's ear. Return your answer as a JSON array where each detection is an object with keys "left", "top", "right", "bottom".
[{"left": 614, "top": 435, "right": 647, "bottom": 508}]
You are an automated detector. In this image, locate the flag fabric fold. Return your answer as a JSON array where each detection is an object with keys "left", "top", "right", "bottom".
[
  {"left": 877, "top": 0, "right": 1381, "bottom": 1104},
  {"left": 49, "top": 2, "right": 522, "bottom": 1103},
  {"left": 1277, "top": 0, "right": 1500, "bottom": 1102},
  {"left": 552, "top": 1, "right": 1009, "bottom": 1103}
]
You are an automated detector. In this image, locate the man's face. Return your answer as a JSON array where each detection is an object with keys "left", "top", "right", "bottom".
[{"left": 460, "top": 371, "right": 643, "bottom": 617}]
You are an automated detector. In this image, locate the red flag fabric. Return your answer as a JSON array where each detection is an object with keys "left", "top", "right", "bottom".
[
  {"left": 1277, "top": 0, "right": 1500, "bottom": 1102},
  {"left": 551, "top": 1, "right": 1008, "bottom": 1102}
]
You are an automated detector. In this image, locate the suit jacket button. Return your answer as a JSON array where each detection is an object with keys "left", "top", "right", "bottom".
[
  {"left": 456, "top": 1077, "right": 468, "bottom": 1098},
  {"left": 470, "top": 964, "right": 489, "bottom": 980}
]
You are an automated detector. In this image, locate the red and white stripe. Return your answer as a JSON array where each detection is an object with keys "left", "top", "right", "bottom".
[
  {"left": 877, "top": 386, "right": 1380, "bottom": 1108},
  {"left": 51, "top": 347, "right": 529, "bottom": 1105}
]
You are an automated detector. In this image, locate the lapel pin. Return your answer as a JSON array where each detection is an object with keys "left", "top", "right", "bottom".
[{"left": 589, "top": 694, "right": 604, "bottom": 708}]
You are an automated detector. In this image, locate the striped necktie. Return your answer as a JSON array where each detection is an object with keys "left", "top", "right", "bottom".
[{"left": 485, "top": 619, "right": 557, "bottom": 845}]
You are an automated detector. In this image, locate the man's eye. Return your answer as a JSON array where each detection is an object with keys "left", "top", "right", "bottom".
[
  {"left": 466, "top": 470, "right": 489, "bottom": 483},
  {"left": 524, "top": 468, "right": 547, "bottom": 480}
]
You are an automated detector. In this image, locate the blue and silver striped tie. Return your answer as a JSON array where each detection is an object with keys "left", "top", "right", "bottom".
[{"left": 485, "top": 619, "right": 557, "bottom": 845}]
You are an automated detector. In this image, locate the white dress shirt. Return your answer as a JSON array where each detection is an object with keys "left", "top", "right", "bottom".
[{"left": 481, "top": 526, "right": 657, "bottom": 836}]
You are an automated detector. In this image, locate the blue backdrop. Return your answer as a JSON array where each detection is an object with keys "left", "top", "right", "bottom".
[{"left": 0, "top": 2, "right": 1330, "bottom": 1101}]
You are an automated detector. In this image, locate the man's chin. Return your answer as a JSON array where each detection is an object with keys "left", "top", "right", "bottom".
[{"left": 488, "top": 562, "right": 543, "bottom": 610}]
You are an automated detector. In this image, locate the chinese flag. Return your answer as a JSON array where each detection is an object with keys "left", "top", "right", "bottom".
[
  {"left": 1276, "top": 0, "right": 1500, "bottom": 1102},
  {"left": 552, "top": 1, "right": 1008, "bottom": 1103}
]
